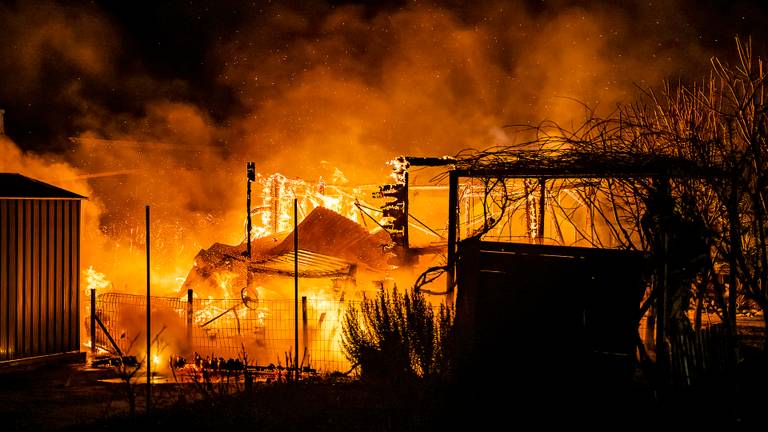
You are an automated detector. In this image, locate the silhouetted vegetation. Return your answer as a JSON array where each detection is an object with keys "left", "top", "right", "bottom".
[{"left": 341, "top": 287, "right": 454, "bottom": 384}]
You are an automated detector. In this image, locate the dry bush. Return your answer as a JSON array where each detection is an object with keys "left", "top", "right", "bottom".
[{"left": 341, "top": 287, "right": 453, "bottom": 383}]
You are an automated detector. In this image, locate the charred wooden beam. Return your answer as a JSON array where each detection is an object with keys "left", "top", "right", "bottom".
[
  {"left": 447, "top": 171, "right": 459, "bottom": 293},
  {"left": 404, "top": 156, "right": 458, "bottom": 167}
]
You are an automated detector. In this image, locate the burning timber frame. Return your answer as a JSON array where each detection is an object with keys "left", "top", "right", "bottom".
[
  {"left": 405, "top": 151, "right": 720, "bottom": 383},
  {"left": 401, "top": 152, "right": 716, "bottom": 291}
]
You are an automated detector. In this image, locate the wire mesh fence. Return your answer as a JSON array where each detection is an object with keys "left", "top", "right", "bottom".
[{"left": 91, "top": 291, "right": 351, "bottom": 373}]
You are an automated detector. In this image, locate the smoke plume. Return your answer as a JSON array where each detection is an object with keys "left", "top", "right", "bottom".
[{"left": 1, "top": 0, "right": 762, "bottom": 295}]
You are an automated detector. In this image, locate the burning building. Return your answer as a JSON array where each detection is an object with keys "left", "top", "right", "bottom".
[{"left": 88, "top": 174, "right": 398, "bottom": 373}]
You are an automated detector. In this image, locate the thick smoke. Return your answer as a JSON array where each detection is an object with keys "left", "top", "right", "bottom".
[
  {"left": 206, "top": 0, "right": 727, "bottom": 186},
  {"left": 0, "top": 135, "right": 103, "bottom": 266},
  {"left": 0, "top": 0, "right": 761, "bottom": 296}
]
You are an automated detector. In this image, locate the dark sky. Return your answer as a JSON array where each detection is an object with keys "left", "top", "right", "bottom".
[{"left": 1, "top": 0, "right": 767, "bottom": 153}]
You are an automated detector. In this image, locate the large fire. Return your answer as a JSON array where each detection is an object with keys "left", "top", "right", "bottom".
[
  {"left": 0, "top": 0, "right": 737, "bottom": 377},
  {"left": 82, "top": 152, "right": 627, "bottom": 375},
  {"left": 84, "top": 166, "right": 403, "bottom": 373}
]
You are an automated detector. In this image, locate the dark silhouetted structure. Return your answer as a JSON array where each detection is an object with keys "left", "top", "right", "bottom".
[{"left": 0, "top": 173, "right": 85, "bottom": 365}]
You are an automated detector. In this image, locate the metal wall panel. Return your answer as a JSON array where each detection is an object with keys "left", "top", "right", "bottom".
[
  {"left": 23, "top": 199, "right": 32, "bottom": 357},
  {"left": 32, "top": 200, "right": 40, "bottom": 356},
  {"left": 46, "top": 199, "right": 55, "bottom": 354},
  {"left": 62, "top": 200, "right": 71, "bottom": 351},
  {"left": 53, "top": 199, "right": 61, "bottom": 354},
  {"left": 40, "top": 200, "right": 49, "bottom": 355},
  {"left": 1, "top": 200, "right": 7, "bottom": 361},
  {"left": 15, "top": 199, "right": 26, "bottom": 358},
  {"left": 8, "top": 199, "right": 17, "bottom": 360},
  {"left": 0, "top": 198, "right": 82, "bottom": 361},
  {"left": 72, "top": 201, "right": 80, "bottom": 350}
]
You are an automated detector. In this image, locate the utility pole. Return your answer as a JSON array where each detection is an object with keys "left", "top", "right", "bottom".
[
  {"left": 145, "top": 205, "right": 151, "bottom": 413},
  {"left": 246, "top": 162, "right": 255, "bottom": 259},
  {"left": 246, "top": 162, "right": 255, "bottom": 291},
  {"left": 293, "top": 198, "right": 299, "bottom": 381}
]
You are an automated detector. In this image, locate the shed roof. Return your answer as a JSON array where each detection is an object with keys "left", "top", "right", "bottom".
[
  {"left": 406, "top": 150, "right": 720, "bottom": 179},
  {"left": 0, "top": 173, "right": 86, "bottom": 199}
]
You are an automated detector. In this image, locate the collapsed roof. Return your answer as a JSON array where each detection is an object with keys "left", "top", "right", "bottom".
[{"left": 181, "top": 206, "right": 391, "bottom": 297}]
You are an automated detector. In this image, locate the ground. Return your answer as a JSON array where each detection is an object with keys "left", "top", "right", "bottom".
[
  {"left": 0, "top": 364, "right": 435, "bottom": 431},
  {"left": 0, "top": 364, "right": 119, "bottom": 431},
  {"left": 0, "top": 318, "right": 765, "bottom": 431}
]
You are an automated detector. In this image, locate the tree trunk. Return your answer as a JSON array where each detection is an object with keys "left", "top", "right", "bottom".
[
  {"left": 645, "top": 303, "right": 656, "bottom": 358},
  {"left": 727, "top": 181, "right": 740, "bottom": 332}
]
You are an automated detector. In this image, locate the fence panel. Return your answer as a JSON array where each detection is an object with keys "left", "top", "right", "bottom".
[{"left": 92, "top": 292, "right": 351, "bottom": 373}]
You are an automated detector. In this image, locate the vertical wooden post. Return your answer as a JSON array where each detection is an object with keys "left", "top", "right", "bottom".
[
  {"left": 186, "top": 289, "right": 193, "bottom": 349},
  {"left": 145, "top": 205, "right": 151, "bottom": 413},
  {"left": 293, "top": 199, "right": 299, "bottom": 381},
  {"left": 246, "top": 163, "right": 254, "bottom": 260},
  {"left": 246, "top": 163, "right": 255, "bottom": 299},
  {"left": 272, "top": 179, "right": 280, "bottom": 234},
  {"left": 524, "top": 180, "right": 533, "bottom": 240},
  {"left": 446, "top": 171, "right": 459, "bottom": 293},
  {"left": 403, "top": 170, "right": 410, "bottom": 251},
  {"left": 302, "top": 296, "right": 308, "bottom": 368},
  {"left": 90, "top": 288, "right": 96, "bottom": 354},
  {"left": 537, "top": 178, "right": 546, "bottom": 242}
]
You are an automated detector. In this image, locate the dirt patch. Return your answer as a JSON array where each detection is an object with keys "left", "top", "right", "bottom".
[{"left": 0, "top": 364, "right": 121, "bottom": 431}]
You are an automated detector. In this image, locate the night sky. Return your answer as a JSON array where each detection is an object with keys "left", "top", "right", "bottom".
[{"left": 1, "top": 0, "right": 767, "bottom": 154}]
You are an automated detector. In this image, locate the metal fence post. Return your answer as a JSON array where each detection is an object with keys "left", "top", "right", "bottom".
[
  {"left": 145, "top": 205, "right": 151, "bottom": 413},
  {"left": 90, "top": 288, "right": 96, "bottom": 354},
  {"left": 187, "top": 289, "right": 193, "bottom": 349},
  {"left": 293, "top": 198, "right": 299, "bottom": 381},
  {"left": 302, "top": 296, "right": 308, "bottom": 367}
]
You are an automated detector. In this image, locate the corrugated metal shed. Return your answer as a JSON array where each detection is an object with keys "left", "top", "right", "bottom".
[{"left": 0, "top": 173, "right": 85, "bottom": 362}]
